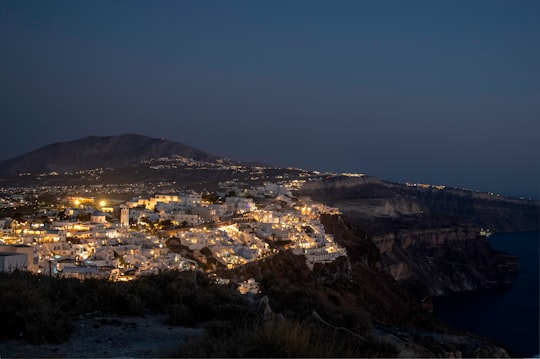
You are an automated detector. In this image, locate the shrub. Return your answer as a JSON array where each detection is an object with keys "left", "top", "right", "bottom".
[
  {"left": 167, "top": 303, "right": 196, "bottom": 326},
  {"left": 0, "top": 272, "right": 75, "bottom": 343},
  {"left": 252, "top": 319, "right": 398, "bottom": 358}
]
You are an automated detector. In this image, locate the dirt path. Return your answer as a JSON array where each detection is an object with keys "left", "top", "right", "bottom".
[{"left": 0, "top": 314, "right": 204, "bottom": 358}]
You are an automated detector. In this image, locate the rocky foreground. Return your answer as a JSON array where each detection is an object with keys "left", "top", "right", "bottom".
[{"left": 0, "top": 313, "right": 203, "bottom": 358}]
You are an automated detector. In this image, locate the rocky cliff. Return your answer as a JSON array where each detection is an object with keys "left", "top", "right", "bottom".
[
  {"left": 371, "top": 224, "right": 518, "bottom": 295},
  {"left": 299, "top": 175, "right": 539, "bottom": 233},
  {"left": 297, "top": 175, "right": 537, "bottom": 296}
]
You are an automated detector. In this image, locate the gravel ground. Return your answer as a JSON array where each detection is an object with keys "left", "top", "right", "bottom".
[{"left": 0, "top": 314, "right": 204, "bottom": 358}]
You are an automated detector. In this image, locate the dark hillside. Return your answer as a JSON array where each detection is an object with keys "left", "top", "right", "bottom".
[{"left": 0, "top": 134, "right": 227, "bottom": 175}]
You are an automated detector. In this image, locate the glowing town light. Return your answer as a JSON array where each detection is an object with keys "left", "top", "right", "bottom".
[{"left": 99, "top": 200, "right": 106, "bottom": 207}]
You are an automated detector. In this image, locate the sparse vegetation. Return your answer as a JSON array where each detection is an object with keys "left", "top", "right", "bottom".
[
  {"left": 0, "top": 270, "right": 398, "bottom": 357},
  {"left": 0, "top": 270, "right": 247, "bottom": 343},
  {"left": 177, "top": 317, "right": 398, "bottom": 358}
]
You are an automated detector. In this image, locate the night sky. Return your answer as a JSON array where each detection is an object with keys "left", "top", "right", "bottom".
[{"left": 1, "top": 1, "right": 539, "bottom": 198}]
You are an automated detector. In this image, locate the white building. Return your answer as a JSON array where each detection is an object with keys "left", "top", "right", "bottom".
[
  {"left": 225, "top": 197, "right": 256, "bottom": 214},
  {"left": 120, "top": 206, "right": 130, "bottom": 227},
  {"left": 91, "top": 211, "right": 108, "bottom": 223},
  {"left": 195, "top": 206, "right": 220, "bottom": 222},
  {"left": 0, "top": 252, "right": 28, "bottom": 272}
]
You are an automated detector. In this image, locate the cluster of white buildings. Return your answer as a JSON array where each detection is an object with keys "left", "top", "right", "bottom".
[
  {"left": 0, "top": 181, "right": 347, "bottom": 279},
  {"left": 0, "top": 218, "right": 191, "bottom": 279},
  {"left": 121, "top": 192, "right": 258, "bottom": 228}
]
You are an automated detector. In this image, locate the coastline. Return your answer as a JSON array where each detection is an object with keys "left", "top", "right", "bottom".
[{"left": 432, "top": 231, "right": 539, "bottom": 357}]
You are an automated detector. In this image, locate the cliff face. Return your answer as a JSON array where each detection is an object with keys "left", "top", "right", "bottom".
[
  {"left": 298, "top": 175, "right": 536, "bottom": 296},
  {"left": 372, "top": 224, "right": 518, "bottom": 295},
  {"left": 300, "top": 175, "right": 539, "bottom": 233},
  {"left": 410, "top": 186, "right": 539, "bottom": 233}
]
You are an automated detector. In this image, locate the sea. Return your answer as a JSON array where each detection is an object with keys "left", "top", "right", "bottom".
[{"left": 433, "top": 231, "right": 540, "bottom": 358}]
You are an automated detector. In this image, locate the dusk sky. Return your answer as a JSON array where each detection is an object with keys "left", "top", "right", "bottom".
[{"left": 1, "top": 1, "right": 539, "bottom": 198}]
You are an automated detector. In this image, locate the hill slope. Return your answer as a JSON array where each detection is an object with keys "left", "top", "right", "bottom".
[{"left": 0, "top": 134, "right": 228, "bottom": 175}]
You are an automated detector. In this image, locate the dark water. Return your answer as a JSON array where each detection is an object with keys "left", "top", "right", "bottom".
[{"left": 433, "top": 231, "right": 539, "bottom": 357}]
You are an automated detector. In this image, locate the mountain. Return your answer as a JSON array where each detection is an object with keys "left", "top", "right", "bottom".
[{"left": 0, "top": 134, "right": 229, "bottom": 175}]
